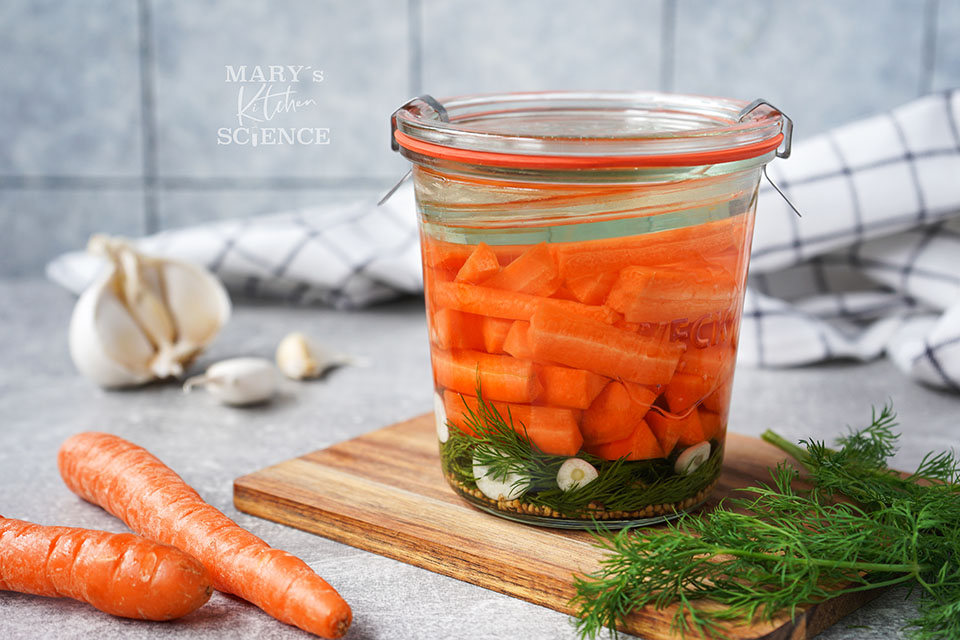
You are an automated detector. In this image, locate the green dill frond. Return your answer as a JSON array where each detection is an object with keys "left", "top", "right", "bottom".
[{"left": 573, "top": 402, "right": 960, "bottom": 640}]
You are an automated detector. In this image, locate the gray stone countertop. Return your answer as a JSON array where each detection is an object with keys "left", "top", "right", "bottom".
[{"left": 2, "top": 278, "right": 957, "bottom": 640}]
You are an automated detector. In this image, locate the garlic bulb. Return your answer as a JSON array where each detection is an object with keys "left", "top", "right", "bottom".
[
  {"left": 275, "top": 332, "right": 360, "bottom": 380},
  {"left": 69, "top": 235, "right": 231, "bottom": 388},
  {"left": 183, "top": 358, "right": 277, "bottom": 406}
]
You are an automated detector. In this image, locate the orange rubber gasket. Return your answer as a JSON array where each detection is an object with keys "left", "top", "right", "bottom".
[{"left": 394, "top": 130, "right": 783, "bottom": 169}]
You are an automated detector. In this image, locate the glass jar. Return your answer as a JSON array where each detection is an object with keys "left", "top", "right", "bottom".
[{"left": 391, "top": 92, "right": 788, "bottom": 528}]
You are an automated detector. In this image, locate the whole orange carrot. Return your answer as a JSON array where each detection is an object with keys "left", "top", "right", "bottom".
[
  {"left": 57, "top": 433, "right": 352, "bottom": 639},
  {"left": 0, "top": 515, "right": 211, "bottom": 620}
]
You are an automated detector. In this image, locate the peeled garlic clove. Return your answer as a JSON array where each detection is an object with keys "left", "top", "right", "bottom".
[
  {"left": 68, "top": 235, "right": 231, "bottom": 388},
  {"left": 275, "top": 332, "right": 356, "bottom": 380},
  {"left": 473, "top": 453, "right": 529, "bottom": 501},
  {"left": 183, "top": 357, "right": 277, "bottom": 406},
  {"left": 556, "top": 458, "right": 599, "bottom": 492},
  {"left": 433, "top": 392, "right": 449, "bottom": 443},
  {"left": 675, "top": 442, "right": 712, "bottom": 475}
]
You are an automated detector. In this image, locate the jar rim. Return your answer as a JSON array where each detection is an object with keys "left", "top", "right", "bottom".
[{"left": 393, "top": 91, "right": 787, "bottom": 169}]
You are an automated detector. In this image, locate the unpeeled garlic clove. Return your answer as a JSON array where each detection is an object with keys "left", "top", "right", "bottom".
[
  {"left": 68, "top": 235, "right": 231, "bottom": 388},
  {"left": 275, "top": 332, "right": 359, "bottom": 380},
  {"left": 183, "top": 357, "right": 277, "bottom": 406}
]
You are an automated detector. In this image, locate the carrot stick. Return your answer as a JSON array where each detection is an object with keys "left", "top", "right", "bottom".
[
  {"left": 535, "top": 365, "right": 608, "bottom": 410},
  {"left": 581, "top": 381, "right": 656, "bottom": 445},
  {"left": 0, "top": 515, "right": 211, "bottom": 621},
  {"left": 422, "top": 235, "right": 523, "bottom": 271},
  {"left": 698, "top": 409, "right": 725, "bottom": 441},
  {"left": 480, "top": 316, "right": 514, "bottom": 354},
  {"left": 502, "top": 321, "right": 534, "bottom": 360},
  {"left": 444, "top": 393, "right": 583, "bottom": 456},
  {"left": 527, "top": 305, "right": 682, "bottom": 385},
  {"left": 646, "top": 410, "right": 683, "bottom": 455},
  {"left": 663, "top": 372, "right": 716, "bottom": 413},
  {"left": 57, "top": 433, "right": 352, "bottom": 639},
  {"left": 443, "top": 390, "right": 479, "bottom": 436},
  {"left": 483, "top": 243, "right": 561, "bottom": 296},
  {"left": 431, "top": 281, "right": 617, "bottom": 325},
  {"left": 455, "top": 242, "right": 500, "bottom": 284},
  {"left": 677, "top": 345, "right": 731, "bottom": 379},
  {"left": 430, "top": 309, "right": 485, "bottom": 351},
  {"left": 647, "top": 409, "right": 707, "bottom": 448},
  {"left": 585, "top": 420, "right": 664, "bottom": 461},
  {"left": 702, "top": 378, "right": 733, "bottom": 413},
  {"left": 565, "top": 271, "right": 619, "bottom": 306},
  {"left": 552, "top": 215, "right": 741, "bottom": 278},
  {"left": 431, "top": 349, "right": 542, "bottom": 403},
  {"left": 606, "top": 265, "right": 738, "bottom": 323}
]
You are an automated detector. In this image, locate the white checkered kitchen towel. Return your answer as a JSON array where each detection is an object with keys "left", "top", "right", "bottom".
[{"left": 47, "top": 91, "right": 960, "bottom": 391}]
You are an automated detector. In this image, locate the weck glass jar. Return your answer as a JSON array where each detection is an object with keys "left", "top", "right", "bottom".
[{"left": 389, "top": 92, "right": 790, "bottom": 528}]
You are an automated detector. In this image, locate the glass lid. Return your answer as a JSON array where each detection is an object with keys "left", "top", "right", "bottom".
[{"left": 391, "top": 92, "right": 789, "bottom": 168}]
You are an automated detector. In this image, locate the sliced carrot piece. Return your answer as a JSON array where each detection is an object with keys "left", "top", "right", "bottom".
[
  {"left": 527, "top": 305, "right": 682, "bottom": 385},
  {"left": 536, "top": 365, "right": 608, "bottom": 410},
  {"left": 509, "top": 405, "right": 584, "bottom": 456},
  {"left": 423, "top": 235, "right": 524, "bottom": 271},
  {"left": 431, "top": 309, "right": 485, "bottom": 351},
  {"left": 581, "top": 381, "right": 656, "bottom": 445},
  {"left": 431, "top": 349, "right": 542, "bottom": 403},
  {"left": 606, "top": 265, "right": 738, "bottom": 324},
  {"left": 663, "top": 372, "right": 716, "bottom": 414},
  {"left": 423, "top": 264, "right": 455, "bottom": 301},
  {"left": 566, "top": 271, "right": 619, "bottom": 305},
  {"left": 701, "top": 377, "right": 733, "bottom": 413},
  {"left": 480, "top": 316, "right": 513, "bottom": 354},
  {"left": 444, "top": 392, "right": 583, "bottom": 456},
  {"left": 705, "top": 246, "right": 745, "bottom": 277},
  {"left": 646, "top": 410, "right": 683, "bottom": 456},
  {"left": 484, "top": 243, "right": 561, "bottom": 297},
  {"left": 553, "top": 216, "right": 740, "bottom": 279},
  {"left": 455, "top": 242, "right": 500, "bottom": 284},
  {"left": 582, "top": 382, "right": 635, "bottom": 445},
  {"left": 422, "top": 235, "right": 473, "bottom": 271},
  {"left": 698, "top": 409, "right": 724, "bottom": 441},
  {"left": 431, "top": 281, "right": 617, "bottom": 324},
  {"left": 443, "top": 390, "right": 479, "bottom": 436},
  {"left": 647, "top": 409, "right": 706, "bottom": 449},
  {"left": 586, "top": 420, "right": 664, "bottom": 461},
  {"left": 677, "top": 345, "right": 730, "bottom": 379},
  {"left": 431, "top": 311, "right": 516, "bottom": 355},
  {"left": 502, "top": 321, "right": 534, "bottom": 360}
]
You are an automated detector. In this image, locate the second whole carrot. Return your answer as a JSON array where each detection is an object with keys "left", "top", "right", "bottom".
[
  {"left": 0, "top": 515, "right": 211, "bottom": 620},
  {"left": 57, "top": 432, "right": 352, "bottom": 639}
]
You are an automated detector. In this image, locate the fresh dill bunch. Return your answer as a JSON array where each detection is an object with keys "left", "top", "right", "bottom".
[
  {"left": 765, "top": 403, "right": 960, "bottom": 509},
  {"left": 572, "top": 404, "right": 960, "bottom": 640}
]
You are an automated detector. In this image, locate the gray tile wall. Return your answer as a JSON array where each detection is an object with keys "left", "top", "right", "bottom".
[{"left": 1, "top": 0, "right": 956, "bottom": 276}]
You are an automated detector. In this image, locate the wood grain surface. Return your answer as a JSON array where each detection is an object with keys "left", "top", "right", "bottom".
[{"left": 234, "top": 414, "right": 885, "bottom": 639}]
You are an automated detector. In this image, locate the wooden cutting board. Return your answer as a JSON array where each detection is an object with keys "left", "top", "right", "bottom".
[{"left": 234, "top": 414, "right": 884, "bottom": 639}]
